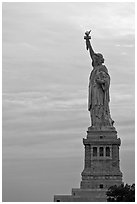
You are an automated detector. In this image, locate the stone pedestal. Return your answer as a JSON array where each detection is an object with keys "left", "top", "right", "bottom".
[
  {"left": 54, "top": 126, "right": 123, "bottom": 202},
  {"left": 81, "top": 126, "right": 122, "bottom": 190}
]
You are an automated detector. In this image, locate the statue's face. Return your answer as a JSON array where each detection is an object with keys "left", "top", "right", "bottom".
[
  {"left": 102, "top": 58, "right": 104, "bottom": 63},
  {"left": 96, "top": 53, "right": 104, "bottom": 64},
  {"left": 93, "top": 53, "right": 104, "bottom": 67},
  {"left": 98, "top": 57, "right": 104, "bottom": 65}
]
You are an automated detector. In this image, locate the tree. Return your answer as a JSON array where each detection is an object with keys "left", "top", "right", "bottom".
[{"left": 106, "top": 183, "right": 135, "bottom": 202}]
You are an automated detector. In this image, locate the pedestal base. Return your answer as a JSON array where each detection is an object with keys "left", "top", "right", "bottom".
[
  {"left": 54, "top": 126, "right": 123, "bottom": 202},
  {"left": 54, "top": 188, "right": 107, "bottom": 202}
]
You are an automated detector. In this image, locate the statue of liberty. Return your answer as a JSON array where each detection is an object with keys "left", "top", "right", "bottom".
[{"left": 84, "top": 30, "right": 114, "bottom": 128}]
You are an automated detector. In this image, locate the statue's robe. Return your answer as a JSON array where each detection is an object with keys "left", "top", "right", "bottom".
[{"left": 88, "top": 64, "right": 113, "bottom": 127}]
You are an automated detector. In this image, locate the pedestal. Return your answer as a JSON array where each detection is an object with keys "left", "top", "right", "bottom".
[{"left": 54, "top": 126, "right": 123, "bottom": 202}]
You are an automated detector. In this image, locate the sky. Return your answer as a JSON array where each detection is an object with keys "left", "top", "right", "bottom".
[{"left": 2, "top": 2, "right": 135, "bottom": 202}]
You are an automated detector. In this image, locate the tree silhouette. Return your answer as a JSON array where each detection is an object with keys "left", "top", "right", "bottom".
[{"left": 106, "top": 183, "right": 135, "bottom": 202}]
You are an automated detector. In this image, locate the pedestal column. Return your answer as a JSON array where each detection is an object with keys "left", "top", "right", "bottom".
[{"left": 84, "top": 144, "right": 91, "bottom": 168}]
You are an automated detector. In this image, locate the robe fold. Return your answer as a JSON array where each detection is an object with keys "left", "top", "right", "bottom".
[{"left": 88, "top": 64, "right": 113, "bottom": 127}]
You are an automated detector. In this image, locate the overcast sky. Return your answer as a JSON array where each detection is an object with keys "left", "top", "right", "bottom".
[{"left": 2, "top": 2, "right": 135, "bottom": 202}]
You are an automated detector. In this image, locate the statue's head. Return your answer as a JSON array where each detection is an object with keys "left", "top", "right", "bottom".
[
  {"left": 92, "top": 53, "right": 105, "bottom": 67},
  {"left": 96, "top": 53, "right": 104, "bottom": 64}
]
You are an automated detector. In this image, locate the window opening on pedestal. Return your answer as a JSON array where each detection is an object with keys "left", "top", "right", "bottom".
[
  {"left": 99, "top": 147, "right": 104, "bottom": 156},
  {"left": 57, "top": 200, "right": 60, "bottom": 202},
  {"left": 106, "top": 147, "right": 110, "bottom": 157},
  {"left": 100, "top": 136, "right": 103, "bottom": 139},
  {"left": 93, "top": 147, "right": 97, "bottom": 156},
  {"left": 100, "top": 184, "right": 103, "bottom": 189}
]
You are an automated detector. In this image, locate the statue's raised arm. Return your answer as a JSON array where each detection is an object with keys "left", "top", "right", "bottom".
[
  {"left": 84, "top": 30, "right": 95, "bottom": 61},
  {"left": 84, "top": 30, "right": 105, "bottom": 67}
]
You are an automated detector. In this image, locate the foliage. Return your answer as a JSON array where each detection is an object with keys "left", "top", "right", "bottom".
[{"left": 106, "top": 183, "right": 135, "bottom": 202}]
